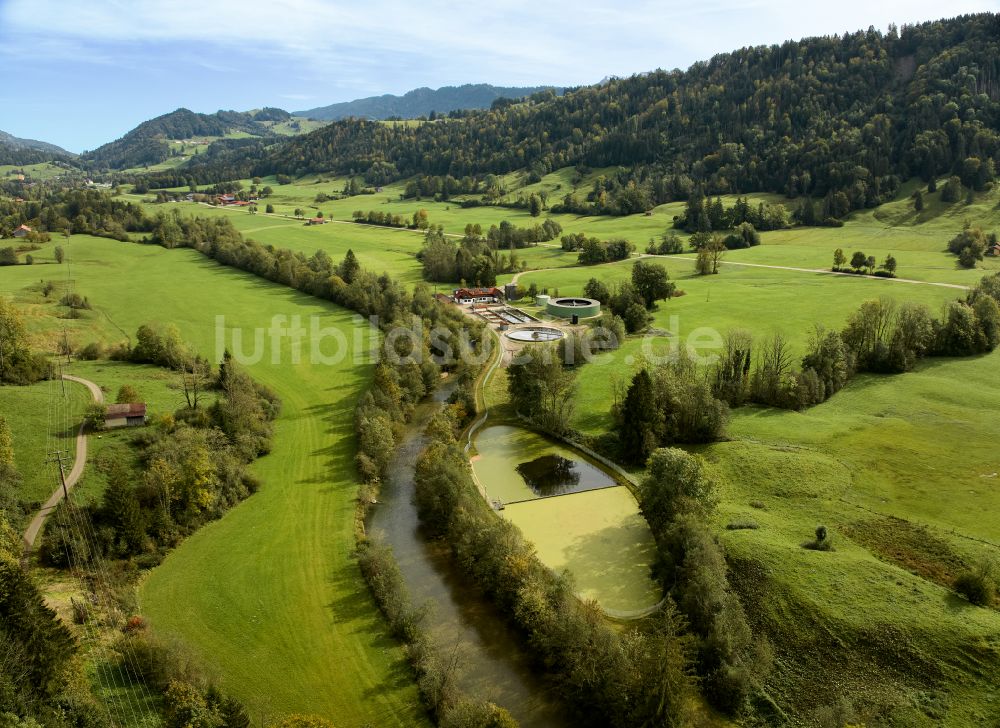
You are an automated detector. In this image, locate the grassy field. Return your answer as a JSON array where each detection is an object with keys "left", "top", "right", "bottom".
[
  {"left": 57, "top": 168, "right": 1000, "bottom": 721},
  {"left": 0, "top": 376, "right": 90, "bottom": 514},
  {"left": 0, "top": 236, "right": 427, "bottom": 726},
  {"left": 1, "top": 162, "right": 81, "bottom": 182},
  {"left": 702, "top": 353, "right": 1000, "bottom": 721},
  {"left": 0, "top": 359, "right": 186, "bottom": 523},
  {"left": 142, "top": 202, "right": 431, "bottom": 286},
  {"left": 124, "top": 168, "right": 1000, "bottom": 313}
]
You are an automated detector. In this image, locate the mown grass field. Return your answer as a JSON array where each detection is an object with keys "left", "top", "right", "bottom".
[
  {"left": 0, "top": 376, "right": 90, "bottom": 514},
  {"left": 0, "top": 236, "right": 427, "bottom": 726}
]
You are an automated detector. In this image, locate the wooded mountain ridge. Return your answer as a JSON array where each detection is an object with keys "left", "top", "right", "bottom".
[
  {"left": 294, "top": 83, "right": 562, "bottom": 120},
  {"left": 137, "top": 13, "right": 998, "bottom": 218}
]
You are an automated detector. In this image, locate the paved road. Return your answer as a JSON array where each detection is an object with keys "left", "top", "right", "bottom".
[{"left": 22, "top": 375, "right": 104, "bottom": 550}]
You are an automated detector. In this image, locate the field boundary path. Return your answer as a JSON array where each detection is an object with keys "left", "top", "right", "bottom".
[
  {"left": 511, "top": 253, "right": 972, "bottom": 290},
  {"left": 22, "top": 375, "right": 104, "bottom": 550}
]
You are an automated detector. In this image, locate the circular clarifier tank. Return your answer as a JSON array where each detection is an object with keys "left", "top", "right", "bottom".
[
  {"left": 505, "top": 326, "right": 566, "bottom": 342},
  {"left": 546, "top": 297, "right": 601, "bottom": 319}
]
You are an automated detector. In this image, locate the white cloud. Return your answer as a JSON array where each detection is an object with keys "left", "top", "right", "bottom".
[{"left": 1, "top": 0, "right": 997, "bottom": 89}]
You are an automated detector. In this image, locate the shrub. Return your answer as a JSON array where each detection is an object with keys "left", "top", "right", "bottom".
[
  {"left": 116, "top": 384, "right": 141, "bottom": 404},
  {"left": 726, "top": 520, "right": 759, "bottom": 530},
  {"left": 356, "top": 537, "right": 422, "bottom": 642},
  {"left": 83, "top": 403, "right": 107, "bottom": 431},
  {"left": 441, "top": 700, "right": 518, "bottom": 728},
  {"left": 804, "top": 525, "right": 834, "bottom": 551},
  {"left": 269, "top": 716, "right": 336, "bottom": 728},
  {"left": 954, "top": 570, "right": 995, "bottom": 606},
  {"left": 59, "top": 292, "right": 91, "bottom": 310},
  {"left": 77, "top": 341, "right": 104, "bottom": 360}
]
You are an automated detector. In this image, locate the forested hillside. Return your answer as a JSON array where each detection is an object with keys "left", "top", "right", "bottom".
[
  {"left": 81, "top": 107, "right": 292, "bottom": 170},
  {"left": 0, "top": 130, "right": 73, "bottom": 165},
  {"left": 145, "top": 13, "right": 998, "bottom": 217},
  {"left": 295, "top": 83, "right": 561, "bottom": 120}
]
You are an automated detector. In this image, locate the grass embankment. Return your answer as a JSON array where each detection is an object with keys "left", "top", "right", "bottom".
[
  {"left": 707, "top": 355, "right": 1000, "bottom": 721},
  {"left": 0, "top": 236, "right": 427, "bottom": 726}
]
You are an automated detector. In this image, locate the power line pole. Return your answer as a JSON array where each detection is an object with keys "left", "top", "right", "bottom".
[{"left": 47, "top": 450, "right": 70, "bottom": 501}]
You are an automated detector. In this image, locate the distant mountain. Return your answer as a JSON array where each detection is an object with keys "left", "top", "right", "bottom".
[
  {"left": 295, "top": 83, "right": 562, "bottom": 120},
  {"left": 0, "top": 129, "right": 74, "bottom": 165},
  {"left": 81, "top": 107, "right": 297, "bottom": 170}
]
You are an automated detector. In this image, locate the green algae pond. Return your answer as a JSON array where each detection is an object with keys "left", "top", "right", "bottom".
[{"left": 471, "top": 425, "right": 662, "bottom": 616}]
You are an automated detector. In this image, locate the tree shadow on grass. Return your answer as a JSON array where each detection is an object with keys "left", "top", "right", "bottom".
[
  {"left": 325, "top": 560, "right": 417, "bottom": 698},
  {"left": 299, "top": 398, "right": 357, "bottom": 487}
]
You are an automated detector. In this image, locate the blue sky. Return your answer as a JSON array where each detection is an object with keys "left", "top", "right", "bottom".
[{"left": 0, "top": 0, "right": 996, "bottom": 153}]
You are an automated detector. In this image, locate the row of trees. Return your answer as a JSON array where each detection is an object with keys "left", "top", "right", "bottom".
[
  {"left": 832, "top": 248, "right": 898, "bottom": 277},
  {"left": 487, "top": 218, "right": 562, "bottom": 248},
  {"left": 706, "top": 276, "right": 1000, "bottom": 413},
  {"left": 637, "top": 449, "right": 771, "bottom": 712},
  {"left": 561, "top": 233, "right": 635, "bottom": 264},
  {"left": 419, "top": 221, "right": 562, "bottom": 286},
  {"left": 351, "top": 209, "right": 410, "bottom": 228},
  {"left": 675, "top": 194, "right": 789, "bottom": 233},
  {"left": 593, "top": 273, "right": 1000, "bottom": 472}
]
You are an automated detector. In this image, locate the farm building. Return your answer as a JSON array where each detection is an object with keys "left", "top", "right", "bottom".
[
  {"left": 453, "top": 287, "right": 504, "bottom": 304},
  {"left": 307, "top": 218, "right": 328, "bottom": 225},
  {"left": 104, "top": 403, "right": 147, "bottom": 429},
  {"left": 12, "top": 224, "right": 31, "bottom": 238}
]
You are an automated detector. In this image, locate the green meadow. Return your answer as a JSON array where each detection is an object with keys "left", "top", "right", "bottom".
[
  {"left": 9, "top": 166, "right": 998, "bottom": 722},
  {"left": 0, "top": 162, "right": 80, "bottom": 182},
  {"left": 703, "top": 353, "right": 1000, "bottom": 721},
  {"left": 0, "top": 360, "right": 186, "bottom": 521},
  {"left": 0, "top": 236, "right": 426, "bottom": 726}
]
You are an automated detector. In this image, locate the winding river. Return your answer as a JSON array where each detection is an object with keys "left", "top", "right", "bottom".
[{"left": 367, "top": 386, "right": 570, "bottom": 728}]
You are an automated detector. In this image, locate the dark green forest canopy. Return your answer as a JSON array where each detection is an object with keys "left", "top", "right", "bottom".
[
  {"left": 80, "top": 107, "right": 290, "bottom": 170},
  {"left": 141, "top": 13, "right": 999, "bottom": 214}
]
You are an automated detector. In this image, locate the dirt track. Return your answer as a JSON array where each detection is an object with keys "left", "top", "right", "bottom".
[{"left": 22, "top": 375, "right": 103, "bottom": 549}]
